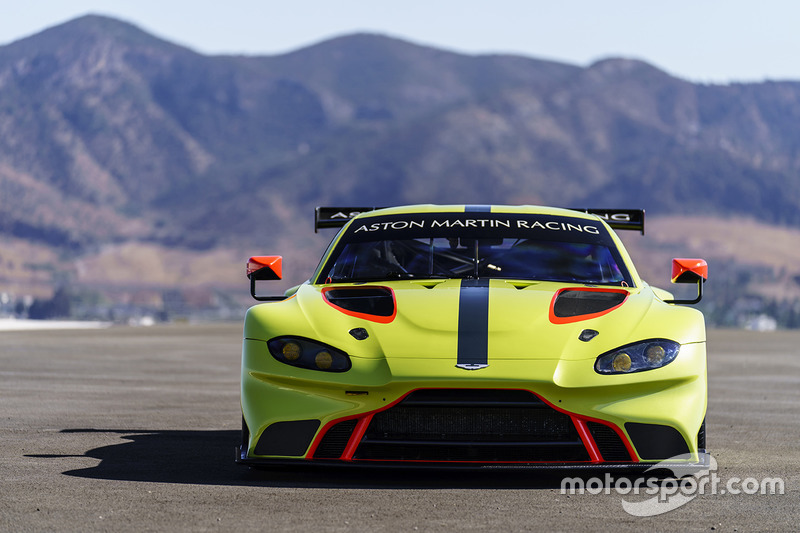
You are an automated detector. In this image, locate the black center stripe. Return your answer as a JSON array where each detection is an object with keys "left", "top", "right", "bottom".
[{"left": 457, "top": 278, "right": 490, "bottom": 366}]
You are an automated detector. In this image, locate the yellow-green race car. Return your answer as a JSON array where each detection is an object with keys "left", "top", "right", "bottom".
[{"left": 238, "top": 205, "right": 708, "bottom": 469}]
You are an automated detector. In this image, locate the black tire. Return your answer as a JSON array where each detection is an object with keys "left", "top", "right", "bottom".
[
  {"left": 241, "top": 415, "right": 250, "bottom": 450},
  {"left": 697, "top": 418, "right": 706, "bottom": 451}
]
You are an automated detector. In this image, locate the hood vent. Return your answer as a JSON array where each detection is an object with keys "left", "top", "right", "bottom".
[
  {"left": 322, "top": 286, "right": 396, "bottom": 323},
  {"left": 550, "top": 288, "right": 628, "bottom": 324}
]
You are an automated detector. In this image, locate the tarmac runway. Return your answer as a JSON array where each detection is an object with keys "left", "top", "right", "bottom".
[{"left": 0, "top": 324, "right": 797, "bottom": 531}]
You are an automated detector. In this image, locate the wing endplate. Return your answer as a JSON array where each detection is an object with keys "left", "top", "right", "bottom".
[
  {"left": 315, "top": 207, "right": 380, "bottom": 232},
  {"left": 578, "top": 209, "right": 645, "bottom": 234}
]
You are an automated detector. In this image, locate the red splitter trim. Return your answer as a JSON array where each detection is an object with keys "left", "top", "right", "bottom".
[
  {"left": 306, "top": 388, "right": 639, "bottom": 464},
  {"left": 533, "top": 392, "right": 638, "bottom": 463},
  {"left": 572, "top": 418, "right": 603, "bottom": 462},
  {"left": 341, "top": 415, "right": 373, "bottom": 461},
  {"left": 306, "top": 393, "right": 410, "bottom": 459}
]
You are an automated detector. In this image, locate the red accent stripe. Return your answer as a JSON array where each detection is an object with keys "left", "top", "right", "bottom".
[
  {"left": 352, "top": 458, "right": 597, "bottom": 465},
  {"left": 342, "top": 414, "right": 373, "bottom": 461},
  {"left": 532, "top": 392, "right": 639, "bottom": 463},
  {"left": 586, "top": 417, "right": 639, "bottom": 462},
  {"left": 572, "top": 418, "right": 603, "bottom": 462},
  {"left": 575, "top": 415, "right": 639, "bottom": 463},
  {"left": 306, "top": 395, "right": 410, "bottom": 459},
  {"left": 306, "top": 387, "right": 639, "bottom": 464}
]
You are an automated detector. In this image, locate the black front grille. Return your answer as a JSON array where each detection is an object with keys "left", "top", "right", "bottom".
[
  {"left": 587, "top": 421, "right": 632, "bottom": 461},
  {"left": 354, "top": 389, "right": 589, "bottom": 462},
  {"left": 313, "top": 419, "right": 357, "bottom": 459}
]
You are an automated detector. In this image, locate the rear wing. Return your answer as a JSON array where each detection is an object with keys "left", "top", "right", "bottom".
[
  {"left": 315, "top": 207, "right": 380, "bottom": 232},
  {"left": 314, "top": 206, "right": 645, "bottom": 234},
  {"left": 578, "top": 209, "right": 645, "bottom": 234}
]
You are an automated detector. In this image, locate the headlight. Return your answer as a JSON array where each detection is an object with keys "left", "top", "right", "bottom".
[
  {"left": 267, "top": 337, "right": 351, "bottom": 372},
  {"left": 594, "top": 339, "right": 680, "bottom": 374}
]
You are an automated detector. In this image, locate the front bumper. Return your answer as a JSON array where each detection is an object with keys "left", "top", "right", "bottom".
[{"left": 240, "top": 339, "right": 707, "bottom": 467}]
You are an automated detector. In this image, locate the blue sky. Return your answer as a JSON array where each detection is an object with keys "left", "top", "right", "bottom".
[{"left": 4, "top": 1, "right": 799, "bottom": 83}]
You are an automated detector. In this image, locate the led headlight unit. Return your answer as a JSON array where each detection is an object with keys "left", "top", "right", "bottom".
[
  {"left": 267, "top": 337, "right": 351, "bottom": 372},
  {"left": 595, "top": 339, "right": 680, "bottom": 374}
]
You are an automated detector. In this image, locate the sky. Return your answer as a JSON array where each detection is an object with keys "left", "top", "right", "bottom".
[{"left": 3, "top": 1, "right": 799, "bottom": 83}]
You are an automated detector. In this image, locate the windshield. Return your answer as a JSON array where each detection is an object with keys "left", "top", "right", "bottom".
[{"left": 316, "top": 212, "right": 634, "bottom": 286}]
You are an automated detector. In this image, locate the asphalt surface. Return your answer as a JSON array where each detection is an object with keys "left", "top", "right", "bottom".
[{"left": 0, "top": 324, "right": 798, "bottom": 532}]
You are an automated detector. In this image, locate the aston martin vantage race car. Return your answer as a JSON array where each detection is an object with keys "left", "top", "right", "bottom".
[{"left": 238, "top": 205, "right": 708, "bottom": 468}]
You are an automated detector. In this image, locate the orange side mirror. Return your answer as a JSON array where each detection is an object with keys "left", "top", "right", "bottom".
[
  {"left": 247, "top": 256, "right": 282, "bottom": 280},
  {"left": 247, "top": 256, "right": 286, "bottom": 301},
  {"left": 665, "top": 258, "right": 707, "bottom": 305},
  {"left": 671, "top": 258, "right": 708, "bottom": 284}
]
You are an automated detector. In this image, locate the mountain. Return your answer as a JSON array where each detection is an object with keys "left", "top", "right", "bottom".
[{"left": 1, "top": 15, "right": 800, "bottom": 326}]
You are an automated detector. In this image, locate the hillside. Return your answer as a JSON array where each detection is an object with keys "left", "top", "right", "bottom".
[{"left": 1, "top": 15, "right": 799, "bottom": 326}]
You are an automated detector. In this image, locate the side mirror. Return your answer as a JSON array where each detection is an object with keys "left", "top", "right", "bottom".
[
  {"left": 247, "top": 256, "right": 286, "bottom": 301},
  {"left": 664, "top": 258, "right": 708, "bottom": 305}
]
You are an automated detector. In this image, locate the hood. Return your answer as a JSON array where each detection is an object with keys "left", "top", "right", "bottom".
[{"left": 286, "top": 279, "right": 703, "bottom": 364}]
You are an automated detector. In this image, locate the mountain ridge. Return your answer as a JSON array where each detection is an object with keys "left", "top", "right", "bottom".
[{"left": 1, "top": 15, "right": 800, "bottom": 326}]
